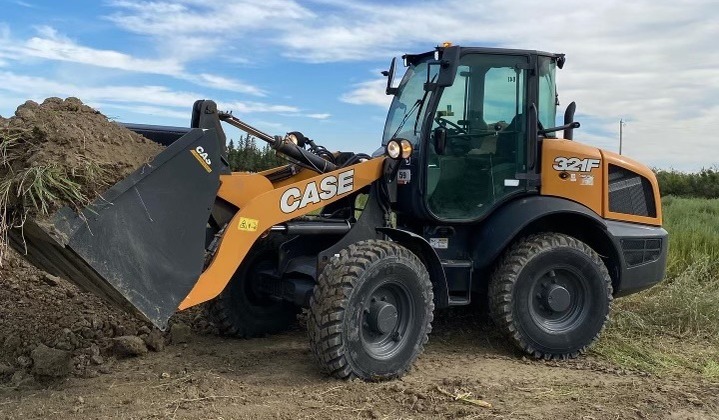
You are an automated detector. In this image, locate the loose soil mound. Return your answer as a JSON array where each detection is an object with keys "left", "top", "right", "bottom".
[
  {"left": 0, "top": 97, "right": 208, "bottom": 384},
  {"left": 0, "top": 97, "right": 164, "bottom": 249},
  {"left": 0, "top": 247, "right": 211, "bottom": 384},
  {"left": 0, "top": 248, "right": 149, "bottom": 378}
]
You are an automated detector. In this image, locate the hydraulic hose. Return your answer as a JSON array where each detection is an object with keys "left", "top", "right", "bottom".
[{"left": 219, "top": 112, "right": 337, "bottom": 173}]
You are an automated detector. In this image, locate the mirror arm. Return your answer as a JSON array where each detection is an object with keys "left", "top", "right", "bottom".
[{"left": 538, "top": 121, "right": 580, "bottom": 136}]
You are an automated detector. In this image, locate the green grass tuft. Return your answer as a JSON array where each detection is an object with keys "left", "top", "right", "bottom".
[{"left": 0, "top": 126, "right": 111, "bottom": 261}]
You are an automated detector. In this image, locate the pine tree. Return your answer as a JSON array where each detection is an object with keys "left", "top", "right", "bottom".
[{"left": 226, "top": 134, "right": 284, "bottom": 172}]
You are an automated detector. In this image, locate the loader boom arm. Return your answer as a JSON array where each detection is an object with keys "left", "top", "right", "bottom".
[{"left": 179, "top": 157, "right": 387, "bottom": 309}]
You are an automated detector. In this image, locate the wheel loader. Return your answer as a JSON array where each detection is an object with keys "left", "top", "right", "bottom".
[{"left": 9, "top": 44, "right": 668, "bottom": 380}]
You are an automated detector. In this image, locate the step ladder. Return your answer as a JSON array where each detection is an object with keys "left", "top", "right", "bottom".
[{"left": 441, "top": 259, "right": 473, "bottom": 306}]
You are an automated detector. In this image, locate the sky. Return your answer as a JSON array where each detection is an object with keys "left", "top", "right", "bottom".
[{"left": 0, "top": 0, "right": 716, "bottom": 171}]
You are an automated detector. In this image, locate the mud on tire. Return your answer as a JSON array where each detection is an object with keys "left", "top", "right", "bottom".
[
  {"left": 308, "top": 240, "right": 434, "bottom": 381},
  {"left": 489, "top": 233, "right": 613, "bottom": 360},
  {"left": 206, "top": 235, "right": 298, "bottom": 338}
]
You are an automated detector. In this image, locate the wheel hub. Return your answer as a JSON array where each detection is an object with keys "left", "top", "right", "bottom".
[
  {"left": 368, "top": 301, "right": 398, "bottom": 334},
  {"left": 545, "top": 284, "right": 571, "bottom": 312}
]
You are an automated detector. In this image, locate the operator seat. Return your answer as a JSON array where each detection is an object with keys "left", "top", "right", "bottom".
[{"left": 491, "top": 114, "right": 522, "bottom": 195}]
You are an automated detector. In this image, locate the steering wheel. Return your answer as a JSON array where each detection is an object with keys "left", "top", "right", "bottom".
[{"left": 435, "top": 116, "right": 468, "bottom": 135}]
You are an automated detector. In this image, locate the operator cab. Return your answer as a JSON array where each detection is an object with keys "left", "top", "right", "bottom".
[{"left": 384, "top": 45, "right": 568, "bottom": 222}]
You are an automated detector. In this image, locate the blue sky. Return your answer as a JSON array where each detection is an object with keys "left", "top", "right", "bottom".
[{"left": 0, "top": 0, "right": 717, "bottom": 170}]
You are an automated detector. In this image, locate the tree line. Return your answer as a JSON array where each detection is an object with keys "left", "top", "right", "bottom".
[
  {"left": 228, "top": 134, "right": 718, "bottom": 199},
  {"left": 227, "top": 133, "right": 285, "bottom": 172},
  {"left": 654, "top": 168, "right": 719, "bottom": 199}
]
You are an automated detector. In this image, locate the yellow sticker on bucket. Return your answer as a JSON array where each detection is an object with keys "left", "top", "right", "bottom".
[{"left": 238, "top": 217, "right": 259, "bottom": 232}]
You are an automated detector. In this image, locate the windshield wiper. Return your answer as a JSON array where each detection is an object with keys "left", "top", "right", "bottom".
[
  {"left": 390, "top": 75, "right": 437, "bottom": 140},
  {"left": 390, "top": 99, "right": 422, "bottom": 140},
  {"left": 412, "top": 76, "right": 435, "bottom": 135}
]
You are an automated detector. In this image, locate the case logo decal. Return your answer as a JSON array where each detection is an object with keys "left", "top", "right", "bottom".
[
  {"left": 553, "top": 157, "right": 600, "bottom": 172},
  {"left": 191, "top": 146, "right": 212, "bottom": 173},
  {"left": 280, "top": 169, "right": 355, "bottom": 213}
]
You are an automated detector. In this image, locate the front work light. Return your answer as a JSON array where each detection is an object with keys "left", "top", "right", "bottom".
[
  {"left": 386, "top": 140, "right": 401, "bottom": 159},
  {"left": 400, "top": 139, "right": 413, "bottom": 159}
]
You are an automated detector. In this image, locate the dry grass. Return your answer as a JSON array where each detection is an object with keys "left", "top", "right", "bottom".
[
  {"left": 0, "top": 127, "right": 109, "bottom": 262},
  {"left": 593, "top": 197, "right": 719, "bottom": 378}
]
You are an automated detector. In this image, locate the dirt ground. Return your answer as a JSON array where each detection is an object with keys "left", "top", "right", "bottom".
[
  {"left": 1, "top": 291, "right": 717, "bottom": 419},
  {"left": 2, "top": 326, "right": 717, "bottom": 420}
]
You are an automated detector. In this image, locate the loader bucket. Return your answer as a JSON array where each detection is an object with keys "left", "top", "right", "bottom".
[{"left": 8, "top": 127, "right": 223, "bottom": 329}]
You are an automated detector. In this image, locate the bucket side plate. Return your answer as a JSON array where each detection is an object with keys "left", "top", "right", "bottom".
[{"left": 9, "top": 128, "right": 222, "bottom": 329}]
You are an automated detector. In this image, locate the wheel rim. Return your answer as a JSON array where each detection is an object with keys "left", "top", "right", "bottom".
[
  {"left": 528, "top": 266, "right": 590, "bottom": 333},
  {"left": 360, "top": 280, "right": 414, "bottom": 360}
]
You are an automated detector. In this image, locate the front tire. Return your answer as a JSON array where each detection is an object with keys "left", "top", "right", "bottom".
[
  {"left": 308, "top": 240, "right": 434, "bottom": 380},
  {"left": 206, "top": 235, "right": 298, "bottom": 338},
  {"left": 489, "top": 233, "right": 612, "bottom": 359}
]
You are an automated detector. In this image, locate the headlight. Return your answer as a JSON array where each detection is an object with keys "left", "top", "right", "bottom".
[
  {"left": 386, "top": 140, "right": 401, "bottom": 159},
  {"left": 400, "top": 139, "right": 413, "bottom": 159}
]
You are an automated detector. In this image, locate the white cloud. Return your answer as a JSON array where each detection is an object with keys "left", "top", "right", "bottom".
[
  {"left": 106, "top": 0, "right": 313, "bottom": 36},
  {"left": 105, "top": 0, "right": 313, "bottom": 60},
  {"left": 91, "top": 103, "right": 191, "bottom": 121},
  {"left": 0, "top": 71, "right": 197, "bottom": 107},
  {"left": 0, "top": 27, "right": 266, "bottom": 97},
  {"left": 14, "top": 0, "right": 37, "bottom": 8},
  {"left": 304, "top": 113, "right": 331, "bottom": 120},
  {"left": 0, "top": 72, "right": 307, "bottom": 119},
  {"left": 16, "top": 26, "right": 184, "bottom": 75},
  {"left": 195, "top": 74, "right": 265, "bottom": 96},
  {"left": 340, "top": 79, "right": 391, "bottom": 108},
  {"left": 294, "top": 0, "right": 717, "bottom": 169},
  {"left": 219, "top": 101, "right": 299, "bottom": 114}
]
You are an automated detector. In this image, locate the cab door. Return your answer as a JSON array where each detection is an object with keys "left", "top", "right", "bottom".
[{"left": 425, "top": 53, "right": 530, "bottom": 221}]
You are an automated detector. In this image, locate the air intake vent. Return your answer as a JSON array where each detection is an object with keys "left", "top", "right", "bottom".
[
  {"left": 608, "top": 165, "right": 657, "bottom": 217},
  {"left": 621, "top": 238, "right": 663, "bottom": 267}
]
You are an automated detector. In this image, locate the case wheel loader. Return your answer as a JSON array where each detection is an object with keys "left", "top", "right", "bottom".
[{"left": 9, "top": 44, "right": 669, "bottom": 380}]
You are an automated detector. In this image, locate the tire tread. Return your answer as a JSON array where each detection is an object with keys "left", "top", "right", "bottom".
[
  {"left": 488, "top": 233, "right": 613, "bottom": 360},
  {"left": 307, "top": 239, "right": 434, "bottom": 380}
]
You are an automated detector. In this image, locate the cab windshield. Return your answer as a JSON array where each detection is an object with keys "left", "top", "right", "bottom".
[{"left": 382, "top": 57, "right": 433, "bottom": 145}]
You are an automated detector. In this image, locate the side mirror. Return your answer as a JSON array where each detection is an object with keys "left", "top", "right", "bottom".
[
  {"left": 382, "top": 58, "right": 398, "bottom": 95},
  {"left": 433, "top": 127, "right": 447, "bottom": 155},
  {"left": 563, "top": 101, "right": 577, "bottom": 140}
]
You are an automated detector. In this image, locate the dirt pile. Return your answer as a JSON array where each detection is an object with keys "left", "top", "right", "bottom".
[
  {"left": 0, "top": 97, "right": 164, "bottom": 249},
  {"left": 0, "top": 248, "right": 153, "bottom": 380},
  {"left": 0, "top": 247, "right": 213, "bottom": 386},
  {"left": 0, "top": 98, "right": 213, "bottom": 386}
]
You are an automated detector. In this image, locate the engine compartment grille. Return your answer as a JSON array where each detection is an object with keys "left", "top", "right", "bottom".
[
  {"left": 608, "top": 165, "right": 657, "bottom": 218},
  {"left": 621, "top": 238, "right": 663, "bottom": 267}
]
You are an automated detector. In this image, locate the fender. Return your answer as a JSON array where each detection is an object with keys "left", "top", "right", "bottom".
[
  {"left": 471, "top": 195, "right": 609, "bottom": 269},
  {"left": 377, "top": 227, "right": 450, "bottom": 309}
]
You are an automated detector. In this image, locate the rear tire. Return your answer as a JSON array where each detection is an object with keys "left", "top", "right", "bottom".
[
  {"left": 308, "top": 240, "right": 434, "bottom": 380},
  {"left": 206, "top": 235, "right": 298, "bottom": 338},
  {"left": 489, "top": 233, "right": 612, "bottom": 359}
]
